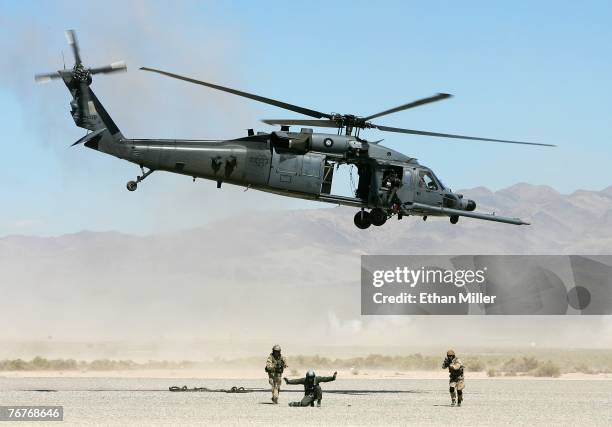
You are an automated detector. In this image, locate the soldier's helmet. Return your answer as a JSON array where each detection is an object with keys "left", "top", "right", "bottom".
[
  {"left": 447, "top": 349, "right": 456, "bottom": 357},
  {"left": 272, "top": 344, "right": 281, "bottom": 352},
  {"left": 306, "top": 369, "right": 316, "bottom": 378}
]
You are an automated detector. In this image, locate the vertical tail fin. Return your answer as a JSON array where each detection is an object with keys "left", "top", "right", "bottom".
[{"left": 64, "top": 76, "right": 123, "bottom": 140}]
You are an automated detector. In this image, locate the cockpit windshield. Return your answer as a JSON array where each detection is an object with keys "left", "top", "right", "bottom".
[
  {"left": 417, "top": 170, "right": 446, "bottom": 191},
  {"left": 431, "top": 171, "right": 446, "bottom": 190},
  {"left": 418, "top": 170, "right": 439, "bottom": 191}
]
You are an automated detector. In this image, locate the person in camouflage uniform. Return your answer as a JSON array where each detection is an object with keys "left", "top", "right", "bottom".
[
  {"left": 265, "top": 344, "right": 287, "bottom": 404},
  {"left": 442, "top": 349, "right": 465, "bottom": 407},
  {"left": 284, "top": 370, "right": 337, "bottom": 407}
]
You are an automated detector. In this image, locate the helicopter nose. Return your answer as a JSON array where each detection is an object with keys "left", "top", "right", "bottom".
[{"left": 457, "top": 196, "right": 476, "bottom": 211}]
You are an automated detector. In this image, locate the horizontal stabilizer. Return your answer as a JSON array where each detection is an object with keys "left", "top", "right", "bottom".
[{"left": 71, "top": 127, "right": 107, "bottom": 147}]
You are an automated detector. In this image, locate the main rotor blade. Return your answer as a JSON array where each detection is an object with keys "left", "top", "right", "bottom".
[
  {"left": 65, "top": 29, "right": 81, "bottom": 65},
  {"left": 89, "top": 61, "right": 127, "bottom": 75},
  {"left": 140, "top": 67, "right": 332, "bottom": 119},
  {"left": 262, "top": 119, "right": 339, "bottom": 128},
  {"left": 362, "top": 93, "right": 452, "bottom": 121},
  {"left": 375, "top": 125, "right": 555, "bottom": 147},
  {"left": 35, "top": 72, "right": 61, "bottom": 83}
]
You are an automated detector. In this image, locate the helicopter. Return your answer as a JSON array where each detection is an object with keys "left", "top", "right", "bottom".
[{"left": 36, "top": 30, "right": 555, "bottom": 229}]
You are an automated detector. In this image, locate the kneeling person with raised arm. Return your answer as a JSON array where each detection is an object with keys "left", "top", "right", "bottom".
[{"left": 284, "top": 370, "right": 337, "bottom": 407}]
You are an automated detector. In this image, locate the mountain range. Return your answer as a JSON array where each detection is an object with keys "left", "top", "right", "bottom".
[{"left": 1, "top": 183, "right": 611, "bottom": 358}]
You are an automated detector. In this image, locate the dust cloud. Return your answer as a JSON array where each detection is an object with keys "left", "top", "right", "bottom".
[{"left": 0, "top": 1, "right": 307, "bottom": 236}]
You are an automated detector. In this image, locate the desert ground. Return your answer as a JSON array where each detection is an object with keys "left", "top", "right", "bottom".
[{"left": 1, "top": 374, "right": 611, "bottom": 426}]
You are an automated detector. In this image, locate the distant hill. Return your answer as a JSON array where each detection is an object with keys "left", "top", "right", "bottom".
[{"left": 1, "top": 183, "right": 611, "bottom": 358}]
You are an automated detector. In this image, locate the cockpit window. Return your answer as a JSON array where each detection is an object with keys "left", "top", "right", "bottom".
[
  {"left": 432, "top": 172, "right": 446, "bottom": 190},
  {"left": 419, "top": 170, "right": 439, "bottom": 190}
]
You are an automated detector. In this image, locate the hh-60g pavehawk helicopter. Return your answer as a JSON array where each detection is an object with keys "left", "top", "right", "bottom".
[{"left": 36, "top": 30, "right": 554, "bottom": 229}]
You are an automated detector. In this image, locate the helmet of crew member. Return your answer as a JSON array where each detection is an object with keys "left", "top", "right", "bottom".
[
  {"left": 306, "top": 369, "right": 316, "bottom": 378},
  {"left": 447, "top": 349, "right": 456, "bottom": 357},
  {"left": 272, "top": 344, "right": 281, "bottom": 352}
]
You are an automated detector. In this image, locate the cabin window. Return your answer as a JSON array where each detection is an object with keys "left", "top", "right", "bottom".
[{"left": 404, "top": 169, "right": 413, "bottom": 186}]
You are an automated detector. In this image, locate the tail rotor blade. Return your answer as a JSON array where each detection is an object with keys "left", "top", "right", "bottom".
[
  {"left": 65, "top": 29, "right": 82, "bottom": 65},
  {"left": 89, "top": 61, "right": 127, "bottom": 75},
  {"left": 35, "top": 72, "right": 62, "bottom": 83}
]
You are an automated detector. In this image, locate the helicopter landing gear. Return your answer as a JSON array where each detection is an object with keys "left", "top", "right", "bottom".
[
  {"left": 370, "top": 208, "right": 387, "bottom": 226},
  {"left": 354, "top": 209, "right": 371, "bottom": 230},
  {"left": 450, "top": 215, "right": 459, "bottom": 224},
  {"left": 126, "top": 166, "right": 155, "bottom": 192}
]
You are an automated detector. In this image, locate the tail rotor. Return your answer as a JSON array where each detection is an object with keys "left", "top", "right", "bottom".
[{"left": 35, "top": 30, "right": 127, "bottom": 122}]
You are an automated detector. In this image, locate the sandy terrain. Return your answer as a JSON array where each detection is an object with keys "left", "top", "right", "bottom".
[{"left": 1, "top": 376, "right": 611, "bottom": 426}]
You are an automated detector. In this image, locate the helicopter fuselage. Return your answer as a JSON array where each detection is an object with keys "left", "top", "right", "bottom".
[
  {"left": 35, "top": 29, "right": 546, "bottom": 229},
  {"left": 45, "top": 37, "right": 531, "bottom": 228},
  {"left": 90, "top": 127, "right": 477, "bottom": 223}
]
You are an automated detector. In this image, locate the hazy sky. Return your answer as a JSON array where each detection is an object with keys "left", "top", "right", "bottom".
[{"left": 1, "top": 1, "right": 611, "bottom": 235}]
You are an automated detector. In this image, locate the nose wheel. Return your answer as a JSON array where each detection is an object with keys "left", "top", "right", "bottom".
[{"left": 126, "top": 166, "right": 155, "bottom": 192}]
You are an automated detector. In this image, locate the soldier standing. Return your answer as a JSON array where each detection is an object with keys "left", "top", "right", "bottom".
[
  {"left": 265, "top": 344, "right": 287, "bottom": 404},
  {"left": 284, "top": 370, "right": 337, "bottom": 407},
  {"left": 442, "top": 349, "right": 465, "bottom": 407}
]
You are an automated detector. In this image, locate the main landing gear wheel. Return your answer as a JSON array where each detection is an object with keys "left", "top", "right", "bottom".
[
  {"left": 354, "top": 210, "right": 371, "bottom": 229},
  {"left": 450, "top": 215, "right": 459, "bottom": 224},
  {"left": 370, "top": 208, "right": 387, "bottom": 226},
  {"left": 126, "top": 181, "right": 138, "bottom": 192}
]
